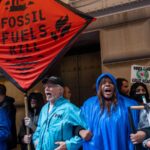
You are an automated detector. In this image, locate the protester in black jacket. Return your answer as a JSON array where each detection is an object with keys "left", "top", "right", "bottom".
[
  {"left": 18, "top": 92, "right": 44, "bottom": 150},
  {"left": 0, "top": 84, "right": 17, "bottom": 149}
]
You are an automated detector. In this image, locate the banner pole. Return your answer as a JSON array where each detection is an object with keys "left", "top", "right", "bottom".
[{"left": 24, "top": 92, "right": 31, "bottom": 150}]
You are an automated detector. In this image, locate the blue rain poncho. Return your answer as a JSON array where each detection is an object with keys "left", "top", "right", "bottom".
[
  {"left": 0, "top": 108, "right": 11, "bottom": 150},
  {"left": 82, "top": 73, "right": 139, "bottom": 150},
  {"left": 33, "top": 96, "right": 86, "bottom": 150}
]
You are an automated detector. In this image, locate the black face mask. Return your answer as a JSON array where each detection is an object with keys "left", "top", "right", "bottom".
[{"left": 133, "top": 94, "right": 148, "bottom": 103}]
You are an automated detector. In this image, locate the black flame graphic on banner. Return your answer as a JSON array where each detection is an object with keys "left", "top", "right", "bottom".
[{"left": 51, "top": 15, "right": 71, "bottom": 41}]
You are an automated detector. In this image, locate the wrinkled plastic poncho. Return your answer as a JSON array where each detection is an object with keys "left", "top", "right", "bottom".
[
  {"left": 0, "top": 108, "right": 10, "bottom": 150},
  {"left": 82, "top": 73, "right": 139, "bottom": 150}
]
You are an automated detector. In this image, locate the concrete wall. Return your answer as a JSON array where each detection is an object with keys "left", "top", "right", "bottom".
[
  {"left": 100, "top": 19, "right": 150, "bottom": 90},
  {"left": 69, "top": 0, "right": 137, "bottom": 12}
]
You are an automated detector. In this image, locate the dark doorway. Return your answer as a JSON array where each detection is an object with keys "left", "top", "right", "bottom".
[
  {"left": 60, "top": 31, "right": 101, "bottom": 106},
  {"left": 47, "top": 31, "right": 101, "bottom": 106}
]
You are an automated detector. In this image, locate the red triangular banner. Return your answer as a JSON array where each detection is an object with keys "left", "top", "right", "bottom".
[{"left": 0, "top": 0, "right": 94, "bottom": 92}]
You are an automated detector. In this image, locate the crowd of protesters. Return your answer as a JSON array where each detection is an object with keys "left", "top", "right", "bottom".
[{"left": 0, "top": 73, "right": 150, "bottom": 150}]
